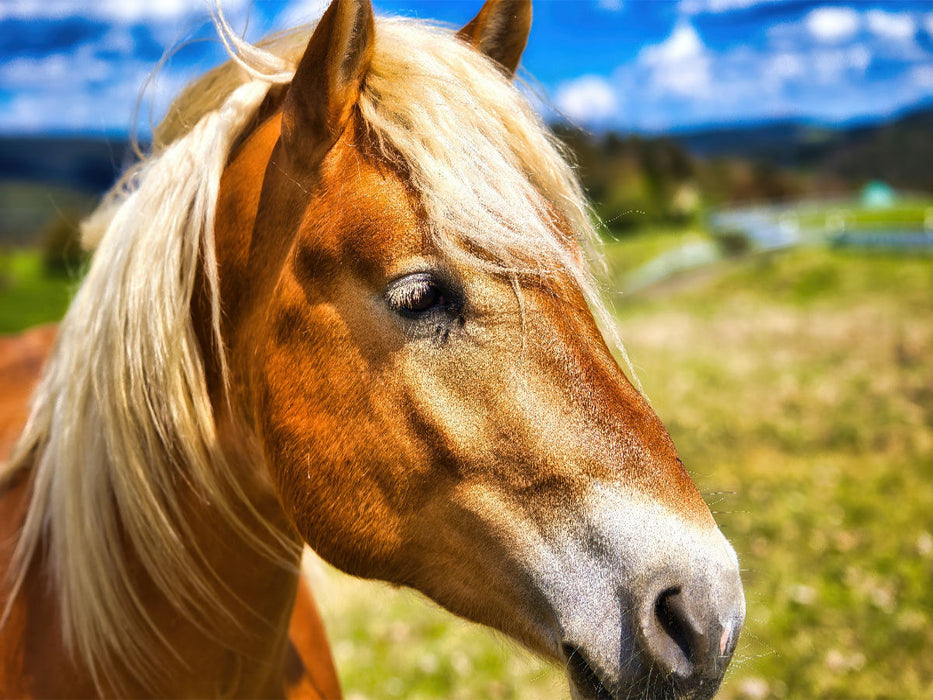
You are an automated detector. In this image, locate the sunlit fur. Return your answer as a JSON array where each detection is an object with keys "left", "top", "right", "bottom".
[{"left": 0, "top": 12, "right": 633, "bottom": 693}]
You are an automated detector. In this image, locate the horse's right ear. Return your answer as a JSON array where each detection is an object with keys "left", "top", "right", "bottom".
[
  {"left": 457, "top": 0, "right": 532, "bottom": 76},
  {"left": 280, "top": 0, "right": 374, "bottom": 172}
]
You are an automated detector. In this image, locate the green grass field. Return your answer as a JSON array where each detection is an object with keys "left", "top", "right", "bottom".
[
  {"left": 0, "top": 250, "right": 79, "bottom": 333},
  {"left": 615, "top": 248, "right": 933, "bottom": 699},
  {"left": 2, "top": 237, "right": 931, "bottom": 699},
  {"left": 790, "top": 199, "right": 932, "bottom": 231}
]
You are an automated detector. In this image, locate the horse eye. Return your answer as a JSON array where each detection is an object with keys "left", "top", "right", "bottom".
[{"left": 385, "top": 273, "right": 449, "bottom": 317}]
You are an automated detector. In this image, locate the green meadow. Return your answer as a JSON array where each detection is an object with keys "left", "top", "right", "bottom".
[
  {"left": 0, "top": 249, "right": 78, "bottom": 333},
  {"left": 2, "top": 231, "right": 931, "bottom": 699}
]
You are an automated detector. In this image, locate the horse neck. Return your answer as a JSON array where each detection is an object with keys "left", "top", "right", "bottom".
[
  {"left": 156, "top": 417, "right": 303, "bottom": 696},
  {"left": 1, "top": 428, "right": 302, "bottom": 697},
  {"left": 165, "top": 177, "right": 308, "bottom": 696},
  {"left": 165, "top": 116, "right": 315, "bottom": 696}
]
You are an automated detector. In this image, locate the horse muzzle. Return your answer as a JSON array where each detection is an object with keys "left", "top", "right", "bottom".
[
  {"left": 536, "top": 486, "right": 746, "bottom": 700},
  {"left": 561, "top": 577, "right": 744, "bottom": 700}
]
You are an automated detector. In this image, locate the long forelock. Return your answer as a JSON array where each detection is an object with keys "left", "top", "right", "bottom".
[
  {"left": 353, "top": 19, "right": 636, "bottom": 385},
  {"left": 0, "top": 12, "right": 634, "bottom": 693},
  {"left": 363, "top": 22, "right": 590, "bottom": 283}
]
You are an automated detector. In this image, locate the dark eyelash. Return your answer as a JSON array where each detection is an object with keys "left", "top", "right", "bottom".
[
  {"left": 386, "top": 273, "right": 450, "bottom": 315},
  {"left": 393, "top": 279, "right": 433, "bottom": 309}
]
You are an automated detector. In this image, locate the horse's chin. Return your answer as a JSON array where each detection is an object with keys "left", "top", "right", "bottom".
[
  {"left": 565, "top": 647, "right": 726, "bottom": 700},
  {"left": 570, "top": 680, "right": 725, "bottom": 700},
  {"left": 564, "top": 646, "right": 617, "bottom": 700},
  {"left": 560, "top": 616, "right": 734, "bottom": 700}
]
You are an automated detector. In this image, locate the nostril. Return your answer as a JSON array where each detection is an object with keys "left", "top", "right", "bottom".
[
  {"left": 655, "top": 588, "right": 694, "bottom": 666},
  {"left": 640, "top": 587, "right": 710, "bottom": 683}
]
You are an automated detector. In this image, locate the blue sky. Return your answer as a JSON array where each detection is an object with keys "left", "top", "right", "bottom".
[{"left": 1, "top": 0, "right": 932, "bottom": 135}]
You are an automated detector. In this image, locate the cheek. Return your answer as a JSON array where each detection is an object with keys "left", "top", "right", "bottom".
[{"left": 256, "top": 312, "right": 438, "bottom": 578}]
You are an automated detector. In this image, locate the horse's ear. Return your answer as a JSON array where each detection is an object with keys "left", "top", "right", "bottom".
[
  {"left": 281, "top": 0, "right": 375, "bottom": 171},
  {"left": 456, "top": 0, "right": 532, "bottom": 76}
]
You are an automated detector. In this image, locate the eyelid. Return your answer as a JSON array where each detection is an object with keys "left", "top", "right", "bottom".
[
  {"left": 386, "top": 275, "right": 434, "bottom": 311},
  {"left": 384, "top": 271, "right": 462, "bottom": 319}
]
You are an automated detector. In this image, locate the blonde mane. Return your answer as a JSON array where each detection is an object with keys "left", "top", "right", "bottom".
[{"left": 2, "top": 10, "right": 628, "bottom": 692}]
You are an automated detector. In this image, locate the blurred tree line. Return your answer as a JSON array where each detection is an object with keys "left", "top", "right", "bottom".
[
  {"left": 41, "top": 212, "right": 87, "bottom": 275},
  {"left": 553, "top": 103, "right": 933, "bottom": 236},
  {"left": 553, "top": 125, "right": 855, "bottom": 235}
]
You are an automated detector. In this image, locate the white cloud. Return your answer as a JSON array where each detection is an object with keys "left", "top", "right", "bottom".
[
  {"left": 100, "top": 25, "right": 136, "bottom": 54},
  {"left": 0, "top": 0, "right": 250, "bottom": 23},
  {"left": 812, "top": 45, "right": 871, "bottom": 82},
  {"left": 87, "top": 0, "right": 197, "bottom": 23},
  {"left": 0, "top": 20, "right": 203, "bottom": 135},
  {"left": 638, "top": 22, "right": 711, "bottom": 98},
  {"left": 273, "top": 0, "right": 328, "bottom": 31},
  {"left": 554, "top": 75, "right": 617, "bottom": 124},
  {"left": 602, "top": 10, "right": 905, "bottom": 132},
  {"left": 804, "top": 7, "right": 860, "bottom": 44},
  {"left": 597, "top": 0, "right": 623, "bottom": 11},
  {"left": 767, "top": 52, "right": 806, "bottom": 81},
  {"left": 761, "top": 44, "right": 869, "bottom": 88},
  {"left": 678, "top": 0, "right": 780, "bottom": 14},
  {"left": 863, "top": 10, "right": 924, "bottom": 60},
  {"left": 909, "top": 64, "right": 933, "bottom": 90},
  {"left": 642, "top": 22, "right": 704, "bottom": 64},
  {"left": 926, "top": 13, "right": 933, "bottom": 38},
  {"left": 0, "top": 53, "right": 110, "bottom": 88},
  {"left": 0, "top": 64, "right": 150, "bottom": 133},
  {"left": 865, "top": 10, "right": 916, "bottom": 41},
  {"left": 0, "top": 60, "right": 195, "bottom": 134}
]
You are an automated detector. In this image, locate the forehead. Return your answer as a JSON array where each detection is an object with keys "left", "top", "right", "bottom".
[
  {"left": 296, "top": 131, "right": 428, "bottom": 284},
  {"left": 296, "top": 131, "right": 587, "bottom": 298}
]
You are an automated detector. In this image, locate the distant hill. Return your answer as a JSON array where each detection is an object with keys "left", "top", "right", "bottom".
[
  {"left": 672, "top": 120, "right": 838, "bottom": 164},
  {"left": 549, "top": 102, "right": 933, "bottom": 231},
  {"left": 0, "top": 136, "right": 136, "bottom": 193},
  {"left": 0, "top": 136, "right": 139, "bottom": 245},
  {"left": 815, "top": 107, "right": 933, "bottom": 193},
  {"left": 669, "top": 103, "right": 933, "bottom": 192},
  {"left": 0, "top": 136, "right": 133, "bottom": 248}
]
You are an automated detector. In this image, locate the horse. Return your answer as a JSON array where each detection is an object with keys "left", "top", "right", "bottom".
[{"left": 0, "top": 1, "right": 745, "bottom": 697}]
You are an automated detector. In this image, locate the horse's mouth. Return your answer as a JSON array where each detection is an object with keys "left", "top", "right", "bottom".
[
  {"left": 563, "top": 644, "right": 616, "bottom": 700},
  {"left": 563, "top": 642, "right": 714, "bottom": 700}
]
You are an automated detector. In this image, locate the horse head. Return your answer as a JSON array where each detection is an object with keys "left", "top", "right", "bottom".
[{"left": 211, "top": 1, "right": 745, "bottom": 697}]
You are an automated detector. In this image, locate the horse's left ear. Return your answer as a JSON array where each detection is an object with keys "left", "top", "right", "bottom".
[
  {"left": 456, "top": 0, "right": 532, "bottom": 76},
  {"left": 281, "top": 0, "right": 375, "bottom": 171}
]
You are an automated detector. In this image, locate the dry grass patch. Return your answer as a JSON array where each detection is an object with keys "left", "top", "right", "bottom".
[{"left": 618, "top": 248, "right": 933, "bottom": 699}]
